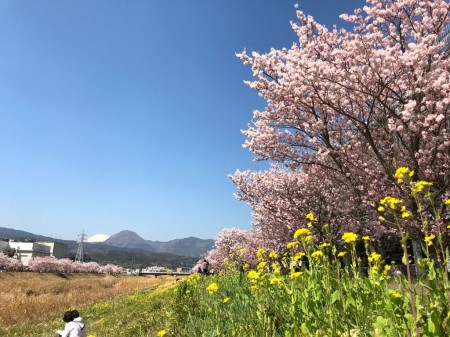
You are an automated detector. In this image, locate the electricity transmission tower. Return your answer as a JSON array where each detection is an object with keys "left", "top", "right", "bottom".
[{"left": 75, "top": 229, "right": 88, "bottom": 262}]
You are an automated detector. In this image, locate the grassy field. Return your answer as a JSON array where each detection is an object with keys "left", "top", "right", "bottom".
[{"left": 0, "top": 272, "right": 178, "bottom": 337}]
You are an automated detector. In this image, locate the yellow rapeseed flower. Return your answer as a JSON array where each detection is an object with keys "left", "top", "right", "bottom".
[
  {"left": 289, "top": 271, "right": 303, "bottom": 280},
  {"left": 287, "top": 241, "right": 298, "bottom": 249},
  {"left": 311, "top": 250, "right": 324, "bottom": 259},
  {"left": 223, "top": 297, "right": 230, "bottom": 303},
  {"left": 362, "top": 235, "right": 370, "bottom": 241},
  {"left": 379, "top": 196, "right": 403, "bottom": 210},
  {"left": 306, "top": 212, "right": 318, "bottom": 221},
  {"left": 157, "top": 330, "right": 167, "bottom": 337},
  {"left": 269, "top": 276, "right": 283, "bottom": 285},
  {"left": 257, "top": 261, "right": 267, "bottom": 271},
  {"left": 401, "top": 212, "right": 412, "bottom": 219},
  {"left": 395, "top": 167, "right": 414, "bottom": 184},
  {"left": 257, "top": 248, "right": 266, "bottom": 260},
  {"left": 206, "top": 282, "right": 219, "bottom": 294},
  {"left": 368, "top": 252, "right": 382, "bottom": 263},
  {"left": 424, "top": 234, "right": 435, "bottom": 246},
  {"left": 320, "top": 242, "right": 331, "bottom": 249},
  {"left": 411, "top": 181, "right": 433, "bottom": 196},
  {"left": 342, "top": 232, "right": 358, "bottom": 244},
  {"left": 294, "top": 228, "right": 311, "bottom": 239},
  {"left": 293, "top": 252, "right": 306, "bottom": 261},
  {"left": 445, "top": 199, "right": 450, "bottom": 205},
  {"left": 305, "top": 235, "right": 313, "bottom": 242},
  {"left": 337, "top": 251, "right": 346, "bottom": 257},
  {"left": 389, "top": 290, "right": 402, "bottom": 298},
  {"left": 247, "top": 270, "right": 260, "bottom": 281},
  {"left": 377, "top": 206, "right": 385, "bottom": 212},
  {"left": 269, "top": 251, "right": 278, "bottom": 259},
  {"left": 379, "top": 216, "right": 385, "bottom": 222}
]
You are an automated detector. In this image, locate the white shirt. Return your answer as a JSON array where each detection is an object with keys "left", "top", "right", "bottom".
[{"left": 57, "top": 321, "right": 82, "bottom": 337}]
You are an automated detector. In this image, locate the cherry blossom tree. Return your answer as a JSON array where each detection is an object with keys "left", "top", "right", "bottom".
[
  {"left": 231, "top": 0, "right": 450, "bottom": 253},
  {"left": 0, "top": 252, "right": 23, "bottom": 271},
  {"left": 202, "top": 228, "right": 261, "bottom": 272}
]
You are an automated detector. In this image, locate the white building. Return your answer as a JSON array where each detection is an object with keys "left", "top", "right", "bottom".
[{"left": 8, "top": 241, "right": 51, "bottom": 266}]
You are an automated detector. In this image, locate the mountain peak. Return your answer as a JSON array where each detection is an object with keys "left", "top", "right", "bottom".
[{"left": 103, "top": 230, "right": 151, "bottom": 250}]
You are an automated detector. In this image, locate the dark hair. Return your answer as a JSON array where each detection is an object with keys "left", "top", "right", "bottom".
[
  {"left": 71, "top": 310, "right": 80, "bottom": 318},
  {"left": 63, "top": 311, "right": 74, "bottom": 323}
]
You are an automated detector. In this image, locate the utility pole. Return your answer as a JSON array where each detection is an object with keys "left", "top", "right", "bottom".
[{"left": 75, "top": 229, "right": 88, "bottom": 262}]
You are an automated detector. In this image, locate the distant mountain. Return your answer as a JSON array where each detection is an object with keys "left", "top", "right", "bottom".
[
  {"left": 147, "top": 237, "right": 214, "bottom": 257},
  {"left": 103, "top": 230, "right": 154, "bottom": 251},
  {"left": 0, "top": 226, "right": 71, "bottom": 244},
  {"left": 0, "top": 227, "right": 214, "bottom": 259},
  {"left": 102, "top": 231, "right": 214, "bottom": 257}
]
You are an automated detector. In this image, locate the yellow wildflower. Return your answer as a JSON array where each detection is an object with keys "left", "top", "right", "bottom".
[
  {"left": 411, "top": 181, "right": 433, "bottom": 196},
  {"left": 389, "top": 290, "right": 402, "bottom": 298},
  {"left": 337, "top": 251, "right": 346, "bottom": 257},
  {"left": 377, "top": 206, "right": 385, "bottom": 212},
  {"left": 269, "top": 251, "right": 278, "bottom": 259},
  {"left": 157, "top": 330, "right": 167, "bottom": 337},
  {"left": 270, "top": 276, "right": 283, "bottom": 285},
  {"left": 401, "top": 212, "right": 412, "bottom": 219},
  {"left": 383, "top": 264, "right": 391, "bottom": 276},
  {"left": 294, "top": 228, "right": 311, "bottom": 239},
  {"left": 362, "top": 235, "right": 370, "bottom": 241},
  {"left": 379, "top": 196, "right": 403, "bottom": 210},
  {"left": 247, "top": 270, "right": 260, "bottom": 281},
  {"left": 395, "top": 167, "right": 414, "bottom": 184},
  {"left": 311, "top": 250, "right": 324, "bottom": 259},
  {"left": 223, "top": 297, "right": 230, "bottom": 303},
  {"left": 445, "top": 199, "right": 450, "bottom": 205},
  {"left": 286, "top": 241, "right": 298, "bottom": 249},
  {"left": 206, "top": 282, "right": 219, "bottom": 294},
  {"left": 379, "top": 216, "right": 385, "bottom": 222},
  {"left": 289, "top": 271, "right": 303, "bottom": 279},
  {"left": 305, "top": 235, "right": 313, "bottom": 242},
  {"left": 257, "top": 261, "right": 267, "bottom": 271},
  {"left": 307, "top": 222, "right": 313, "bottom": 228},
  {"left": 257, "top": 248, "right": 266, "bottom": 260},
  {"left": 368, "top": 252, "right": 382, "bottom": 263},
  {"left": 424, "top": 234, "right": 435, "bottom": 246},
  {"left": 320, "top": 242, "right": 331, "bottom": 249},
  {"left": 293, "top": 252, "right": 306, "bottom": 261},
  {"left": 342, "top": 232, "right": 358, "bottom": 243},
  {"left": 306, "top": 212, "right": 318, "bottom": 221}
]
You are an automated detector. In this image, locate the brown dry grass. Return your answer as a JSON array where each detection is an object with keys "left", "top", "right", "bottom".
[{"left": 0, "top": 272, "right": 175, "bottom": 327}]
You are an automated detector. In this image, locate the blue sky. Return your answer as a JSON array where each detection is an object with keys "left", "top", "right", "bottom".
[{"left": 0, "top": 0, "right": 363, "bottom": 242}]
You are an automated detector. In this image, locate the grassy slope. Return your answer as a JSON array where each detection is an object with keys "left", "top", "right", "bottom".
[{"left": 0, "top": 272, "right": 178, "bottom": 337}]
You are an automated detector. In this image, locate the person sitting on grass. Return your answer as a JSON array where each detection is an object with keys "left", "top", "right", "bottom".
[
  {"left": 56, "top": 310, "right": 82, "bottom": 337},
  {"left": 71, "top": 310, "right": 87, "bottom": 337}
]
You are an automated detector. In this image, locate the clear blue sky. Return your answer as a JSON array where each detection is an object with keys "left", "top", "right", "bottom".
[{"left": 0, "top": 0, "right": 363, "bottom": 241}]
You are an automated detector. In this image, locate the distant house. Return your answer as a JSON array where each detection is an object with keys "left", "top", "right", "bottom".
[
  {"left": 36, "top": 241, "right": 69, "bottom": 259},
  {"left": 0, "top": 239, "right": 69, "bottom": 266}
]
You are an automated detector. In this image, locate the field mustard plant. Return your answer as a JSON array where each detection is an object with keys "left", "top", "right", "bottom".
[
  {"left": 394, "top": 166, "right": 414, "bottom": 183},
  {"left": 206, "top": 283, "right": 219, "bottom": 294},
  {"left": 157, "top": 330, "right": 167, "bottom": 337},
  {"left": 341, "top": 232, "right": 357, "bottom": 244},
  {"left": 424, "top": 234, "right": 435, "bottom": 246},
  {"left": 411, "top": 180, "right": 433, "bottom": 196},
  {"left": 294, "top": 228, "right": 311, "bottom": 239},
  {"left": 311, "top": 250, "right": 324, "bottom": 259}
]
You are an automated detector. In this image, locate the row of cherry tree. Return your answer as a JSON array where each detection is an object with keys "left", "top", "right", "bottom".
[
  {"left": 0, "top": 253, "right": 123, "bottom": 274},
  {"left": 205, "top": 0, "right": 450, "bottom": 271}
]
